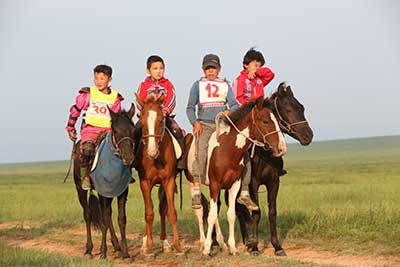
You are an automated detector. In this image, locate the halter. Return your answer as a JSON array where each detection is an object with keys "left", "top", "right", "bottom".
[
  {"left": 221, "top": 107, "right": 281, "bottom": 158},
  {"left": 141, "top": 114, "right": 166, "bottom": 145},
  {"left": 273, "top": 96, "right": 308, "bottom": 135},
  {"left": 109, "top": 132, "right": 135, "bottom": 157}
]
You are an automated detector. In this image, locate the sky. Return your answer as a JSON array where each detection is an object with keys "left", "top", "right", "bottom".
[{"left": 0, "top": 0, "right": 399, "bottom": 163}]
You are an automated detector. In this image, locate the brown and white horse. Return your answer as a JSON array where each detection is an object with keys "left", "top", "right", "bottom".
[
  {"left": 185, "top": 96, "right": 287, "bottom": 256},
  {"left": 135, "top": 94, "right": 183, "bottom": 257}
]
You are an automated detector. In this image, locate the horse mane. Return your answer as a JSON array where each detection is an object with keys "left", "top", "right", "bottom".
[{"left": 224, "top": 100, "right": 256, "bottom": 124}]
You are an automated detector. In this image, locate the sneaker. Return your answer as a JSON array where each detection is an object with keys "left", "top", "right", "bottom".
[
  {"left": 191, "top": 192, "right": 202, "bottom": 209},
  {"left": 81, "top": 176, "right": 92, "bottom": 190},
  {"left": 237, "top": 194, "right": 259, "bottom": 211}
]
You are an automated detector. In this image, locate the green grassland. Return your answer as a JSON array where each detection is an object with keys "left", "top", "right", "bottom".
[{"left": 0, "top": 135, "right": 399, "bottom": 266}]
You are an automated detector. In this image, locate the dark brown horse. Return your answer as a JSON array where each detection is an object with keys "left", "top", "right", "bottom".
[
  {"left": 185, "top": 96, "right": 287, "bottom": 256},
  {"left": 73, "top": 104, "right": 136, "bottom": 259},
  {"left": 236, "top": 82, "right": 313, "bottom": 256},
  {"left": 135, "top": 94, "right": 183, "bottom": 257}
]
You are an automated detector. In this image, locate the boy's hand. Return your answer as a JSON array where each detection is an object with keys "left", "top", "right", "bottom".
[
  {"left": 222, "top": 110, "right": 231, "bottom": 117},
  {"left": 193, "top": 121, "right": 202, "bottom": 138},
  {"left": 248, "top": 71, "right": 257, "bottom": 79},
  {"left": 68, "top": 130, "right": 77, "bottom": 142}
]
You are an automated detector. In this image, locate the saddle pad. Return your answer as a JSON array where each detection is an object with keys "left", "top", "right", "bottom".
[
  {"left": 90, "top": 133, "right": 132, "bottom": 198},
  {"left": 166, "top": 128, "right": 182, "bottom": 159}
]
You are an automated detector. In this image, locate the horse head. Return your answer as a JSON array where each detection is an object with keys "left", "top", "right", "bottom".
[
  {"left": 267, "top": 82, "right": 313, "bottom": 145},
  {"left": 136, "top": 93, "right": 166, "bottom": 159},
  {"left": 108, "top": 103, "right": 136, "bottom": 165},
  {"left": 249, "top": 96, "right": 287, "bottom": 157}
]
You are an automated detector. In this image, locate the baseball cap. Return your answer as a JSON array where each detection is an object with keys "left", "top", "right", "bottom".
[{"left": 202, "top": 54, "right": 221, "bottom": 69}]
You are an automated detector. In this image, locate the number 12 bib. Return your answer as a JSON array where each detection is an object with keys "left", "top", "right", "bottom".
[{"left": 199, "top": 79, "right": 228, "bottom": 107}]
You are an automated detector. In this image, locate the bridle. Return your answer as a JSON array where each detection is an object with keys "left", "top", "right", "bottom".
[
  {"left": 273, "top": 96, "right": 308, "bottom": 135},
  {"left": 221, "top": 107, "right": 281, "bottom": 157},
  {"left": 141, "top": 113, "right": 166, "bottom": 145},
  {"left": 110, "top": 132, "right": 135, "bottom": 157}
]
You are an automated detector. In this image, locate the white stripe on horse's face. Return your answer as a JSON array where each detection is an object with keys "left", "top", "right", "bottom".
[
  {"left": 270, "top": 112, "right": 287, "bottom": 156},
  {"left": 235, "top": 127, "right": 249, "bottom": 149},
  {"left": 147, "top": 110, "right": 158, "bottom": 157}
]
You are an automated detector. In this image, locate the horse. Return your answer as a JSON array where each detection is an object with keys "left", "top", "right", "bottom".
[
  {"left": 184, "top": 96, "right": 287, "bottom": 257},
  {"left": 235, "top": 82, "right": 314, "bottom": 256},
  {"left": 73, "top": 104, "right": 136, "bottom": 259},
  {"left": 135, "top": 94, "right": 183, "bottom": 257}
]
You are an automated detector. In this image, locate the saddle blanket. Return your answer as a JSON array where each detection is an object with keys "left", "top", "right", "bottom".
[{"left": 90, "top": 132, "right": 132, "bottom": 198}]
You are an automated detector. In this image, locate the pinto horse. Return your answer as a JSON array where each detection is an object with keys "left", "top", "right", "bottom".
[
  {"left": 236, "top": 82, "right": 314, "bottom": 256},
  {"left": 73, "top": 104, "right": 136, "bottom": 259},
  {"left": 135, "top": 94, "right": 183, "bottom": 257},
  {"left": 185, "top": 96, "right": 287, "bottom": 256}
]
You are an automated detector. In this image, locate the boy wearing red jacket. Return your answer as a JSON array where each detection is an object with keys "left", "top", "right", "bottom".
[
  {"left": 135, "top": 55, "right": 186, "bottom": 169},
  {"left": 232, "top": 48, "right": 275, "bottom": 210}
]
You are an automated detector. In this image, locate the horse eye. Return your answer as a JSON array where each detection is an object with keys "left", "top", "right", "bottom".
[{"left": 262, "top": 120, "right": 269, "bottom": 124}]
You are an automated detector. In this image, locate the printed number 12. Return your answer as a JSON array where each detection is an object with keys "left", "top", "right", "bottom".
[{"left": 206, "top": 83, "right": 219, "bottom": 97}]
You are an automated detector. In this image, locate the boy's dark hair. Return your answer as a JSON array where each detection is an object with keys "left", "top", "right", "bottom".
[
  {"left": 147, "top": 55, "right": 165, "bottom": 69},
  {"left": 243, "top": 48, "right": 265, "bottom": 68},
  {"left": 93, "top": 64, "right": 112, "bottom": 77}
]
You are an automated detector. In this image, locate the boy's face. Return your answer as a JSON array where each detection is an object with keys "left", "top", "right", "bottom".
[
  {"left": 245, "top": 60, "right": 262, "bottom": 73},
  {"left": 94, "top": 72, "right": 112, "bottom": 91},
  {"left": 147, "top": 61, "right": 165, "bottom": 81},
  {"left": 203, "top": 67, "right": 221, "bottom": 81}
]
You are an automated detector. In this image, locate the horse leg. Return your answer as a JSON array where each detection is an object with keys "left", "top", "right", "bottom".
[
  {"left": 190, "top": 182, "right": 206, "bottom": 250},
  {"left": 76, "top": 188, "right": 93, "bottom": 256},
  {"left": 140, "top": 180, "right": 154, "bottom": 256},
  {"left": 202, "top": 186, "right": 221, "bottom": 256},
  {"left": 164, "top": 177, "right": 183, "bottom": 255},
  {"left": 267, "top": 177, "right": 286, "bottom": 256},
  {"left": 99, "top": 196, "right": 111, "bottom": 259},
  {"left": 227, "top": 179, "right": 241, "bottom": 255},
  {"left": 116, "top": 187, "right": 129, "bottom": 258},
  {"left": 158, "top": 185, "right": 171, "bottom": 253},
  {"left": 213, "top": 194, "right": 226, "bottom": 251},
  {"left": 108, "top": 212, "right": 121, "bottom": 253},
  {"left": 247, "top": 181, "right": 261, "bottom": 255}
]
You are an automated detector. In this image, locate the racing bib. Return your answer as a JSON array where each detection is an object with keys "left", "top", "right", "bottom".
[
  {"left": 199, "top": 80, "right": 228, "bottom": 107},
  {"left": 85, "top": 86, "right": 118, "bottom": 128}
]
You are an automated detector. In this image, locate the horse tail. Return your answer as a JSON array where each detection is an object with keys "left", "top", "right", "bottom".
[
  {"left": 201, "top": 193, "right": 209, "bottom": 224},
  {"left": 88, "top": 191, "right": 102, "bottom": 230},
  {"left": 179, "top": 170, "right": 183, "bottom": 211}
]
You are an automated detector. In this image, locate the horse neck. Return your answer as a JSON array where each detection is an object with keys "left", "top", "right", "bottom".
[{"left": 222, "top": 111, "right": 254, "bottom": 155}]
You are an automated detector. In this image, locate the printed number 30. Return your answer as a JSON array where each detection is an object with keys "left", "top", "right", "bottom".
[{"left": 206, "top": 83, "right": 219, "bottom": 97}]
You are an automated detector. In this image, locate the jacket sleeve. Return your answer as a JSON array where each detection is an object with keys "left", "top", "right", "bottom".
[
  {"left": 110, "top": 93, "right": 124, "bottom": 113},
  {"left": 186, "top": 81, "right": 199, "bottom": 125},
  {"left": 256, "top": 67, "right": 275, "bottom": 87},
  {"left": 65, "top": 91, "right": 89, "bottom": 132},
  {"left": 163, "top": 81, "right": 176, "bottom": 114},
  {"left": 232, "top": 76, "right": 249, "bottom": 106},
  {"left": 227, "top": 83, "right": 239, "bottom": 112}
]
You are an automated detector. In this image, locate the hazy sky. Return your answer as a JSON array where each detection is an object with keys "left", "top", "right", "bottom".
[{"left": 0, "top": 0, "right": 399, "bottom": 163}]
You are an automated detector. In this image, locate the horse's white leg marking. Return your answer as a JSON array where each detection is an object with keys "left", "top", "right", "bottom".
[
  {"left": 270, "top": 113, "right": 287, "bottom": 156},
  {"left": 203, "top": 198, "right": 218, "bottom": 255},
  {"left": 141, "top": 235, "right": 147, "bottom": 251},
  {"left": 235, "top": 127, "right": 249, "bottom": 149},
  {"left": 190, "top": 182, "right": 205, "bottom": 250},
  {"left": 215, "top": 218, "right": 227, "bottom": 250},
  {"left": 147, "top": 110, "right": 158, "bottom": 157},
  {"left": 227, "top": 179, "right": 241, "bottom": 255}
]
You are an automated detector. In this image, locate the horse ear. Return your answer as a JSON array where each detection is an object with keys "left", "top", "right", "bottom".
[
  {"left": 278, "top": 82, "right": 294, "bottom": 97},
  {"left": 128, "top": 103, "right": 135, "bottom": 119},
  {"left": 255, "top": 96, "right": 264, "bottom": 110},
  {"left": 135, "top": 93, "right": 144, "bottom": 107},
  {"left": 285, "top": 85, "right": 294, "bottom": 96},
  {"left": 107, "top": 105, "right": 116, "bottom": 120},
  {"left": 158, "top": 94, "right": 166, "bottom": 104}
]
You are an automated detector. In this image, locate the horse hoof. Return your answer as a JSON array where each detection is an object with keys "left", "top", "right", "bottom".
[
  {"left": 83, "top": 252, "right": 92, "bottom": 258},
  {"left": 211, "top": 245, "right": 221, "bottom": 253},
  {"left": 99, "top": 254, "right": 107, "bottom": 259},
  {"left": 251, "top": 250, "right": 261, "bottom": 256},
  {"left": 201, "top": 253, "right": 212, "bottom": 260},
  {"left": 144, "top": 253, "right": 156, "bottom": 260},
  {"left": 175, "top": 252, "right": 186, "bottom": 258},
  {"left": 275, "top": 249, "right": 287, "bottom": 256}
]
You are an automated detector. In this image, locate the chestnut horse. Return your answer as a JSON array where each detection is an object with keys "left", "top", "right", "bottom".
[
  {"left": 236, "top": 82, "right": 314, "bottom": 256},
  {"left": 73, "top": 104, "right": 136, "bottom": 259},
  {"left": 185, "top": 96, "right": 287, "bottom": 256},
  {"left": 135, "top": 94, "right": 183, "bottom": 257}
]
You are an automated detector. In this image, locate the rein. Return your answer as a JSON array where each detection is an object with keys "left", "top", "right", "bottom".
[
  {"left": 220, "top": 108, "right": 280, "bottom": 158},
  {"left": 274, "top": 97, "right": 308, "bottom": 135},
  {"left": 109, "top": 132, "right": 135, "bottom": 157}
]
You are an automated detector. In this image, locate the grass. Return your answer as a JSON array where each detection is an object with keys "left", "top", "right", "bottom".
[{"left": 0, "top": 135, "right": 399, "bottom": 262}]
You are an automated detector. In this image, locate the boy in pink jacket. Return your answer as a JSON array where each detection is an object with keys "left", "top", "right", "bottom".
[{"left": 66, "top": 65, "right": 124, "bottom": 190}]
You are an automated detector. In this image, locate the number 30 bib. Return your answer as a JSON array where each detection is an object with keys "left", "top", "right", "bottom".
[
  {"left": 199, "top": 79, "right": 228, "bottom": 107},
  {"left": 85, "top": 86, "right": 118, "bottom": 128}
]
